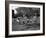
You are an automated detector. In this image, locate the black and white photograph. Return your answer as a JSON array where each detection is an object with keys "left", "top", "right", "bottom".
[
  {"left": 5, "top": 1, "right": 45, "bottom": 37},
  {"left": 12, "top": 7, "right": 40, "bottom": 31}
]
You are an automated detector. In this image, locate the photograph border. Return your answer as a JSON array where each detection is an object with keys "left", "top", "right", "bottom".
[{"left": 5, "top": 1, "right": 45, "bottom": 37}]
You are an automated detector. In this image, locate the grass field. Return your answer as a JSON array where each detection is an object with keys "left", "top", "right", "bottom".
[{"left": 12, "top": 18, "right": 40, "bottom": 31}]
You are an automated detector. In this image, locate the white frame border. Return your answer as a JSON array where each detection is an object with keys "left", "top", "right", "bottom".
[{"left": 9, "top": 4, "right": 43, "bottom": 35}]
